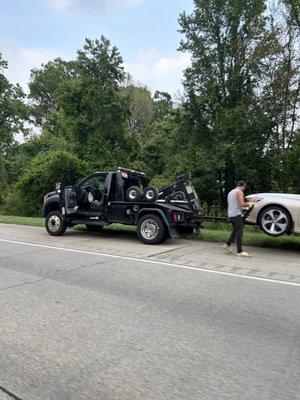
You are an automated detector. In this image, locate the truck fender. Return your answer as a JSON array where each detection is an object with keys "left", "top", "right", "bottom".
[
  {"left": 43, "top": 197, "right": 60, "bottom": 217},
  {"left": 135, "top": 208, "right": 171, "bottom": 227}
]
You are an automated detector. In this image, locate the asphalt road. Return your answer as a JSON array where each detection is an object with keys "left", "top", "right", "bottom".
[{"left": 0, "top": 225, "right": 299, "bottom": 400}]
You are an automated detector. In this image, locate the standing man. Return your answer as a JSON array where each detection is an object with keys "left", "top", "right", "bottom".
[{"left": 223, "top": 180, "right": 250, "bottom": 257}]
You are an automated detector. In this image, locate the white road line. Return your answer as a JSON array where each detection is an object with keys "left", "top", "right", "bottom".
[{"left": 0, "top": 238, "right": 299, "bottom": 287}]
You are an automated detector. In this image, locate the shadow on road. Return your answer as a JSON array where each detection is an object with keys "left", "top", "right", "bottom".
[{"left": 70, "top": 227, "right": 139, "bottom": 241}]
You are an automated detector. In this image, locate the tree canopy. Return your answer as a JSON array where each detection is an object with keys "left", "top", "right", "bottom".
[{"left": 0, "top": 1, "right": 299, "bottom": 216}]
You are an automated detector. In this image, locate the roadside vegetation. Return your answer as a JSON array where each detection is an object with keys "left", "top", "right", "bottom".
[
  {"left": 1, "top": 215, "right": 299, "bottom": 251},
  {"left": 0, "top": 0, "right": 299, "bottom": 219}
]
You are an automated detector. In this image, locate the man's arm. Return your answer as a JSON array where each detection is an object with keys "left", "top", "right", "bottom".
[{"left": 237, "top": 190, "right": 249, "bottom": 207}]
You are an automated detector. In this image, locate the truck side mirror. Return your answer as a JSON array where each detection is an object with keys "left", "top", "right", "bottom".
[{"left": 56, "top": 182, "right": 61, "bottom": 191}]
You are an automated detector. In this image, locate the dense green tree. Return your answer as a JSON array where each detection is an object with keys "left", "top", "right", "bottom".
[
  {"left": 1, "top": 4, "right": 300, "bottom": 217},
  {"left": 177, "top": 0, "right": 298, "bottom": 204},
  {"left": 286, "top": 134, "right": 300, "bottom": 191},
  {"left": 124, "top": 85, "right": 174, "bottom": 142},
  {"left": 8, "top": 134, "right": 75, "bottom": 182},
  {"left": 153, "top": 91, "right": 173, "bottom": 121},
  {"left": 125, "top": 82, "right": 154, "bottom": 139},
  {"left": 0, "top": 54, "right": 28, "bottom": 153},
  {"left": 258, "top": 0, "right": 300, "bottom": 192},
  {"left": 134, "top": 115, "right": 176, "bottom": 179},
  {"left": 0, "top": 53, "right": 29, "bottom": 204},
  {"left": 29, "top": 58, "right": 72, "bottom": 135},
  {"left": 3, "top": 150, "right": 89, "bottom": 216},
  {"left": 284, "top": 0, "right": 300, "bottom": 28},
  {"left": 29, "top": 36, "right": 138, "bottom": 169}
]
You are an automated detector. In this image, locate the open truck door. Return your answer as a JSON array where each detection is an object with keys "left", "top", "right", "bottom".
[{"left": 60, "top": 167, "right": 77, "bottom": 215}]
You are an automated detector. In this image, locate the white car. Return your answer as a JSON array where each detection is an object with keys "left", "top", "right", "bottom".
[{"left": 245, "top": 193, "right": 300, "bottom": 237}]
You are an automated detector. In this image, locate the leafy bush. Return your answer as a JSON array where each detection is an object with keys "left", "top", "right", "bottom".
[
  {"left": 8, "top": 134, "right": 75, "bottom": 181},
  {"left": 3, "top": 150, "right": 89, "bottom": 216}
]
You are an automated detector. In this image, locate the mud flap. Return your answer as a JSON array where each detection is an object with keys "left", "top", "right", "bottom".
[{"left": 168, "top": 226, "right": 180, "bottom": 239}]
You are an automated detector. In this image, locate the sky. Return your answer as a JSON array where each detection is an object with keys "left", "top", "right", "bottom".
[{"left": 0, "top": 0, "right": 194, "bottom": 97}]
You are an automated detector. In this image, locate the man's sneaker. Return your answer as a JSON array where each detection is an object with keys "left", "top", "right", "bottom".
[
  {"left": 223, "top": 244, "right": 233, "bottom": 253},
  {"left": 237, "top": 251, "right": 251, "bottom": 257}
]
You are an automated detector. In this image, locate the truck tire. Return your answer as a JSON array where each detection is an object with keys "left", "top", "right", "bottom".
[
  {"left": 45, "top": 211, "right": 67, "bottom": 236},
  {"left": 143, "top": 186, "right": 159, "bottom": 203},
  {"left": 126, "top": 186, "right": 142, "bottom": 202},
  {"left": 137, "top": 214, "right": 167, "bottom": 245}
]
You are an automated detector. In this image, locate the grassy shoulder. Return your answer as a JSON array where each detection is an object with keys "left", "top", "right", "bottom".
[
  {"left": 0, "top": 215, "right": 299, "bottom": 251},
  {"left": 0, "top": 214, "right": 44, "bottom": 227}
]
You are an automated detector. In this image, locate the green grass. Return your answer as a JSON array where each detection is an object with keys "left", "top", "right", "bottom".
[
  {"left": 0, "top": 214, "right": 44, "bottom": 227},
  {"left": 0, "top": 215, "right": 299, "bottom": 251}
]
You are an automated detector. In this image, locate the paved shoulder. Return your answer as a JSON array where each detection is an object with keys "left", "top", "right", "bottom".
[{"left": 0, "top": 223, "right": 299, "bottom": 284}]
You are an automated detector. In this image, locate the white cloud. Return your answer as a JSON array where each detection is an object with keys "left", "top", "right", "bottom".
[
  {"left": 153, "top": 54, "right": 190, "bottom": 76},
  {"left": 0, "top": 38, "right": 189, "bottom": 99},
  {"left": 137, "top": 47, "right": 158, "bottom": 62},
  {"left": 51, "top": 0, "right": 73, "bottom": 11},
  {"left": 50, "top": 0, "right": 143, "bottom": 12},
  {"left": 125, "top": 48, "right": 191, "bottom": 96},
  {"left": 0, "top": 39, "right": 62, "bottom": 140},
  {"left": 0, "top": 38, "right": 64, "bottom": 91}
]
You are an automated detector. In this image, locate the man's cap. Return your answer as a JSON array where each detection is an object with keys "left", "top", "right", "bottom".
[{"left": 236, "top": 180, "right": 246, "bottom": 187}]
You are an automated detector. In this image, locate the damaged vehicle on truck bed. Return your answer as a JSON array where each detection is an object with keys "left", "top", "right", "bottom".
[{"left": 43, "top": 167, "right": 204, "bottom": 244}]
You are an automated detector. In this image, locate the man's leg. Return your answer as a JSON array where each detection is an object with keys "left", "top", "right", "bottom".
[
  {"left": 226, "top": 217, "right": 237, "bottom": 246},
  {"left": 235, "top": 216, "right": 244, "bottom": 254}
]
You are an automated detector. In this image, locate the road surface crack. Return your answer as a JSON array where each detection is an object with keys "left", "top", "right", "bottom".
[
  {"left": 147, "top": 244, "right": 192, "bottom": 258},
  {"left": 0, "top": 385, "right": 23, "bottom": 400},
  {"left": 0, "top": 248, "right": 50, "bottom": 263},
  {"left": 0, "top": 259, "right": 113, "bottom": 292}
]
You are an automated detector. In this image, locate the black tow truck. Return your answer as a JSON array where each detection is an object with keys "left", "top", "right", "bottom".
[{"left": 43, "top": 167, "right": 205, "bottom": 244}]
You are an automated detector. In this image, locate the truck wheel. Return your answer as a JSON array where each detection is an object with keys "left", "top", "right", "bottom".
[
  {"left": 143, "top": 186, "right": 159, "bottom": 203},
  {"left": 126, "top": 186, "right": 142, "bottom": 202},
  {"left": 45, "top": 211, "right": 67, "bottom": 236},
  {"left": 137, "top": 214, "right": 167, "bottom": 244},
  {"left": 258, "top": 206, "right": 291, "bottom": 236}
]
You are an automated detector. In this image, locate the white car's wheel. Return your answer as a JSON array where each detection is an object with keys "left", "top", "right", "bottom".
[{"left": 259, "top": 206, "right": 291, "bottom": 236}]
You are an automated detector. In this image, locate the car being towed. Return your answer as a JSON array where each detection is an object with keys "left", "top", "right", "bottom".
[{"left": 245, "top": 193, "right": 300, "bottom": 236}]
